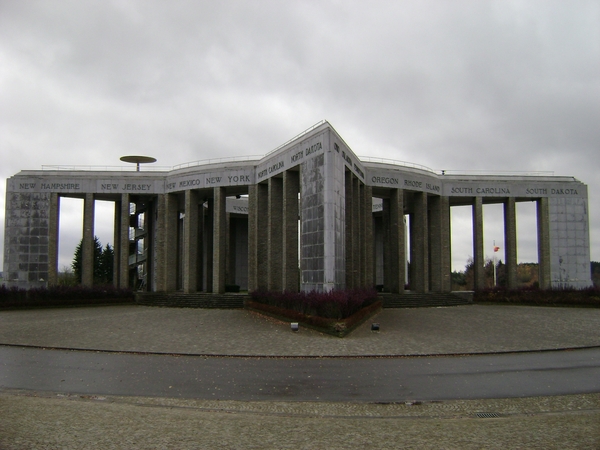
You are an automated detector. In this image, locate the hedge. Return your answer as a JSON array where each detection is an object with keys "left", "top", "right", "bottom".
[
  {"left": 0, "top": 284, "right": 134, "bottom": 309},
  {"left": 473, "top": 286, "right": 600, "bottom": 307}
]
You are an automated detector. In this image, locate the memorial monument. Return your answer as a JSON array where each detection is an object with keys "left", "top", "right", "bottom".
[{"left": 3, "top": 121, "right": 593, "bottom": 293}]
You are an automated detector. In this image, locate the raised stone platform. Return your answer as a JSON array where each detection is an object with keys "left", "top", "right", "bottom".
[
  {"left": 381, "top": 291, "right": 473, "bottom": 308},
  {"left": 135, "top": 291, "right": 472, "bottom": 310},
  {"left": 135, "top": 292, "right": 248, "bottom": 309}
]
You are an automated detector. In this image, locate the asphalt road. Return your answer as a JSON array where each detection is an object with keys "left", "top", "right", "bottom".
[{"left": 2, "top": 345, "right": 599, "bottom": 402}]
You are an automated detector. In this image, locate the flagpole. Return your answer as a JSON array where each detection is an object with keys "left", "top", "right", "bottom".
[{"left": 493, "top": 240, "right": 497, "bottom": 287}]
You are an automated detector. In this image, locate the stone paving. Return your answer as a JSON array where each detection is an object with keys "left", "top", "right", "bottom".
[
  {"left": 1, "top": 304, "right": 600, "bottom": 356},
  {"left": 1, "top": 390, "right": 599, "bottom": 449},
  {"left": 1, "top": 303, "right": 600, "bottom": 448}
]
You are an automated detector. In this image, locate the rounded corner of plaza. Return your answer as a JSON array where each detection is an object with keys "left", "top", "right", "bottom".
[{"left": 3, "top": 122, "right": 593, "bottom": 293}]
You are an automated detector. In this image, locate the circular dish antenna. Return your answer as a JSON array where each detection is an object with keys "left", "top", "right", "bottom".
[{"left": 120, "top": 155, "right": 157, "bottom": 171}]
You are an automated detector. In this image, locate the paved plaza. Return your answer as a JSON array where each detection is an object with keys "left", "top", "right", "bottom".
[
  {"left": 2, "top": 303, "right": 600, "bottom": 356},
  {"left": 1, "top": 303, "right": 600, "bottom": 448}
]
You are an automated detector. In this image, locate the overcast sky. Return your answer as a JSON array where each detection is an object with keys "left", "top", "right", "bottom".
[{"left": 1, "top": 0, "right": 599, "bottom": 273}]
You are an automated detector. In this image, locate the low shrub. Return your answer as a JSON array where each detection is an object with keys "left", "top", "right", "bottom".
[
  {"left": 0, "top": 284, "right": 134, "bottom": 309},
  {"left": 474, "top": 286, "right": 600, "bottom": 307},
  {"left": 250, "top": 288, "right": 378, "bottom": 320}
]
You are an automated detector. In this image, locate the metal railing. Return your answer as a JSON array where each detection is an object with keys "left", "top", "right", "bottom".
[
  {"left": 358, "top": 156, "right": 435, "bottom": 173},
  {"left": 42, "top": 164, "right": 171, "bottom": 172},
  {"left": 439, "top": 169, "right": 555, "bottom": 176},
  {"left": 171, "top": 155, "right": 262, "bottom": 170},
  {"left": 263, "top": 120, "right": 327, "bottom": 157}
]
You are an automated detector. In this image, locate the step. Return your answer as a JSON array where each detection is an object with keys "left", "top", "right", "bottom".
[
  {"left": 380, "top": 292, "right": 472, "bottom": 308},
  {"left": 135, "top": 292, "right": 249, "bottom": 309}
]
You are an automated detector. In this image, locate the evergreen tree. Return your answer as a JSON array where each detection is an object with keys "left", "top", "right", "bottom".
[
  {"left": 71, "top": 236, "right": 112, "bottom": 284},
  {"left": 72, "top": 240, "right": 82, "bottom": 283},
  {"left": 98, "top": 243, "right": 114, "bottom": 284}
]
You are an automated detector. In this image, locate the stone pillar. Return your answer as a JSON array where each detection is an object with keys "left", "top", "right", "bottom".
[
  {"left": 358, "top": 180, "right": 366, "bottom": 288},
  {"left": 472, "top": 197, "right": 485, "bottom": 290},
  {"left": 48, "top": 193, "right": 60, "bottom": 286},
  {"left": 344, "top": 171, "right": 355, "bottom": 289},
  {"left": 164, "top": 193, "right": 179, "bottom": 292},
  {"left": 183, "top": 190, "right": 199, "bottom": 293},
  {"left": 154, "top": 195, "right": 166, "bottom": 291},
  {"left": 363, "top": 185, "right": 374, "bottom": 288},
  {"left": 268, "top": 177, "right": 283, "bottom": 291},
  {"left": 112, "top": 201, "right": 121, "bottom": 287},
  {"left": 204, "top": 198, "right": 214, "bottom": 291},
  {"left": 504, "top": 197, "right": 518, "bottom": 289},
  {"left": 227, "top": 214, "right": 235, "bottom": 286},
  {"left": 81, "top": 193, "right": 95, "bottom": 287},
  {"left": 352, "top": 177, "right": 361, "bottom": 288},
  {"left": 382, "top": 198, "right": 391, "bottom": 292},
  {"left": 440, "top": 196, "right": 452, "bottom": 292},
  {"left": 429, "top": 196, "right": 442, "bottom": 292},
  {"left": 144, "top": 200, "right": 155, "bottom": 291},
  {"left": 247, "top": 185, "right": 257, "bottom": 292},
  {"left": 428, "top": 196, "right": 451, "bottom": 292},
  {"left": 212, "top": 187, "right": 227, "bottom": 294},
  {"left": 411, "top": 192, "right": 429, "bottom": 292},
  {"left": 283, "top": 170, "right": 300, "bottom": 292},
  {"left": 248, "top": 183, "right": 269, "bottom": 291},
  {"left": 388, "top": 188, "right": 405, "bottom": 294},
  {"left": 118, "top": 194, "right": 130, "bottom": 289},
  {"left": 537, "top": 197, "right": 551, "bottom": 289},
  {"left": 300, "top": 151, "right": 345, "bottom": 292}
]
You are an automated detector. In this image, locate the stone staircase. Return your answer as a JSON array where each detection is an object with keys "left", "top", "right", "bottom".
[
  {"left": 135, "top": 292, "right": 248, "bottom": 309},
  {"left": 381, "top": 291, "right": 473, "bottom": 308}
]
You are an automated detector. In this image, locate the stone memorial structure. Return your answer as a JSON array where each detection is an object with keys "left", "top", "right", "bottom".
[{"left": 3, "top": 121, "right": 593, "bottom": 293}]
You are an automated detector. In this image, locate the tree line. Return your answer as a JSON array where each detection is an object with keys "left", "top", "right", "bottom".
[{"left": 452, "top": 259, "right": 600, "bottom": 290}]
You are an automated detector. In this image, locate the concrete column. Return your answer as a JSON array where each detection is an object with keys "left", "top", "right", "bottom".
[
  {"left": 389, "top": 188, "right": 405, "bottom": 293},
  {"left": 227, "top": 214, "right": 236, "bottom": 286},
  {"left": 429, "top": 196, "right": 442, "bottom": 292},
  {"left": 344, "top": 171, "right": 355, "bottom": 289},
  {"left": 154, "top": 195, "right": 166, "bottom": 291},
  {"left": 537, "top": 197, "right": 551, "bottom": 289},
  {"left": 504, "top": 197, "right": 518, "bottom": 289},
  {"left": 81, "top": 193, "right": 95, "bottom": 287},
  {"left": 358, "top": 182, "right": 366, "bottom": 287},
  {"left": 197, "top": 202, "right": 206, "bottom": 291},
  {"left": 247, "top": 185, "right": 258, "bottom": 292},
  {"left": 48, "top": 193, "right": 60, "bottom": 286},
  {"left": 363, "top": 185, "right": 374, "bottom": 288},
  {"left": 248, "top": 184, "right": 269, "bottom": 291},
  {"left": 212, "top": 187, "right": 227, "bottom": 294},
  {"left": 440, "top": 196, "right": 452, "bottom": 292},
  {"left": 112, "top": 201, "right": 120, "bottom": 287},
  {"left": 412, "top": 192, "right": 429, "bottom": 292},
  {"left": 183, "top": 190, "right": 199, "bottom": 293},
  {"left": 283, "top": 170, "right": 300, "bottom": 292},
  {"left": 382, "top": 198, "right": 391, "bottom": 292},
  {"left": 268, "top": 177, "right": 284, "bottom": 291},
  {"left": 352, "top": 176, "right": 361, "bottom": 288},
  {"left": 144, "top": 200, "right": 155, "bottom": 292},
  {"left": 118, "top": 194, "right": 130, "bottom": 289},
  {"left": 472, "top": 197, "right": 485, "bottom": 290},
  {"left": 204, "top": 199, "right": 214, "bottom": 291},
  {"left": 428, "top": 196, "right": 451, "bottom": 292},
  {"left": 164, "top": 193, "right": 179, "bottom": 292}
]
